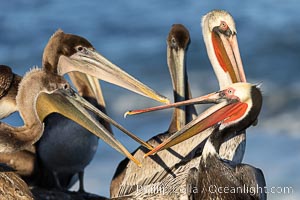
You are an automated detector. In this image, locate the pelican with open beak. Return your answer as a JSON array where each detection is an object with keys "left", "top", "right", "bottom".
[
  {"left": 125, "top": 82, "right": 260, "bottom": 157},
  {"left": 129, "top": 82, "right": 266, "bottom": 200},
  {"left": 122, "top": 82, "right": 264, "bottom": 199}
]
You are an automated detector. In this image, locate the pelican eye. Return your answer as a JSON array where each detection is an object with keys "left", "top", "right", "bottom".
[
  {"left": 220, "top": 21, "right": 228, "bottom": 31},
  {"left": 170, "top": 37, "right": 178, "bottom": 49},
  {"left": 224, "top": 87, "right": 236, "bottom": 97},
  {"left": 171, "top": 37, "right": 176, "bottom": 44},
  {"left": 77, "top": 46, "right": 90, "bottom": 54},
  {"left": 62, "top": 83, "right": 70, "bottom": 90},
  {"left": 76, "top": 46, "right": 91, "bottom": 56},
  {"left": 227, "top": 89, "right": 233, "bottom": 95}
]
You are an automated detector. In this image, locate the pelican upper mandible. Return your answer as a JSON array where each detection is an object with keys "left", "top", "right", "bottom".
[{"left": 111, "top": 24, "right": 197, "bottom": 198}]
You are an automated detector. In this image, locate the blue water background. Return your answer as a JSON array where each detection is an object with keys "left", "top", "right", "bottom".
[{"left": 0, "top": 1, "right": 299, "bottom": 199}]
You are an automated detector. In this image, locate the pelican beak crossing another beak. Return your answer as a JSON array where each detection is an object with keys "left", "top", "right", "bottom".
[
  {"left": 36, "top": 87, "right": 145, "bottom": 167},
  {"left": 43, "top": 30, "right": 169, "bottom": 104},
  {"left": 68, "top": 90, "right": 154, "bottom": 151},
  {"left": 125, "top": 90, "right": 223, "bottom": 116},
  {"left": 59, "top": 50, "right": 169, "bottom": 103},
  {"left": 125, "top": 83, "right": 260, "bottom": 157},
  {"left": 202, "top": 10, "right": 246, "bottom": 88}
]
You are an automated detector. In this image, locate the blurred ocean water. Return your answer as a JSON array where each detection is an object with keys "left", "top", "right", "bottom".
[{"left": 0, "top": 1, "right": 299, "bottom": 199}]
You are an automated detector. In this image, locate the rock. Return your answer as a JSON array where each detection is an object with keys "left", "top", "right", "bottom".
[{"left": 31, "top": 187, "right": 109, "bottom": 200}]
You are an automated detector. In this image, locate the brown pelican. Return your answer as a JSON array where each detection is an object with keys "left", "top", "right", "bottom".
[
  {"left": 142, "top": 82, "right": 258, "bottom": 155},
  {"left": 195, "top": 86, "right": 266, "bottom": 200},
  {"left": 36, "top": 29, "right": 166, "bottom": 191},
  {"left": 42, "top": 29, "right": 168, "bottom": 104},
  {"left": 165, "top": 24, "right": 197, "bottom": 132},
  {"left": 146, "top": 83, "right": 266, "bottom": 200},
  {"left": 166, "top": 25, "right": 197, "bottom": 131},
  {"left": 110, "top": 24, "right": 197, "bottom": 198},
  {"left": 202, "top": 10, "right": 247, "bottom": 163},
  {"left": 0, "top": 65, "right": 21, "bottom": 119},
  {"left": 202, "top": 10, "right": 246, "bottom": 89},
  {"left": 124, "top": 83, "right": 266, "bottom": 199},
  {"left": 0, "top": 68, "right": 141, "bottom": 163},
  {"left": 0, "top": 67, "right": 147, "bottom": 198}
]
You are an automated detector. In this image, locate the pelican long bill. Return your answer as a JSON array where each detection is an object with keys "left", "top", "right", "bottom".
[
  {"left": 202, "top": 10, "right": 247, "bottom": 89},
  {"left": 125, "top": 91, "right": 221, "bottom": 117},
  {"left": 144, "top": 102, "right": 246, "bottom": 157},
  {"left": 210, "top": 28, "right": 246, "bottom": 84},
  {"left": 167, "top": 43, "right": 186, "bottom": 129},
  {"left": 68, "top": 90, "right": 153, "bottom": 150},
  {"left": 57, "top": 48, "right": 169, "bottom": 104},
  {"left": 67, "top": 71, "right": 113, "bottom": 133},
  {"left": 36, "top": 88, "right": 143, "bottom": 167},
  {"left": 143, "top": 83, "right": 253, "bottom": 157}
]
